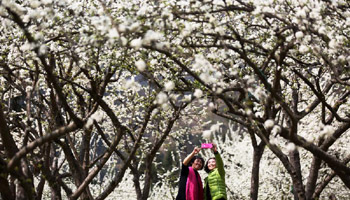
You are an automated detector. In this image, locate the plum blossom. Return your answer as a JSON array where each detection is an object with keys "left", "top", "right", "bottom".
[
  {"left": 108, "top": 28, "right": 119, "bottom": 39},
  {"left": 299, "top": 45, "right": 309, "bottom": 53},
  {"left": 34, "top": 32, "right": 44, "bottom": 41},
  {"left": 129, "top": 22, "right": 141, "bottom": 32},
  {"left": 199, "top": 72, "right": 217, "bottom": 84},
  {"left": 269, "top": 136, "right": 278, "bottom": 145},
  {"left": 85, "top": 111, "right": 104, "bottom": 129},
  {"left": 194, "top": 89, "right": 203, "bottom": 98},
  {"left": 214, "top": 87, "right": 223, "bottom": 94},
  {"left": 164, "top": 81, "right": 175, "bottom": 91},
  {"left": 192, "top": 54, "right": 212, "bottom": 71},
  {"left": 320, "top": 125, "right": 335, "bottom": 138},
  {"left": 210, "top": 123, "right": 222, "bottom": 133},
  {"left": 120, "top": 37, "right": 127, "bottom": 46},
  {"left": 42, "top": 0, "right": 52, "bottom": 5},
  {"left": 161, "top": 8, "right": 172, "bottom": 19},
  {"left": 181, "top": 22, "right": 197, "bottom": 37},
  {"left": 264, "top": 119, "right": 274, "bottom": 129},
  {"left": 135, "top": 59, "right": 146, "bottom": 71},
  {"left": 38, "top": 45, "right": 48, "bottom": 56},
  {"left": 118, "top": 24, "right": 126, "bottom": 32},
  {"left": 30, "top": 1, "right": 41, "bottom": 9},
  {"left": 295, "top": 31, "right": 304, "bottom": 40},
  {"left": 137, "top": 5, "right": 148, "bottom": 16},
  {"left": 156, "top": 92, "right": 168, "bottom": 105},
  {"left": 329, "top": 39, "right": 338, "bottom": 49},
  {"left": 286, "top": 143, "right": 296, "bottom": 152},
  {"left": 130, "top": 38, "right": 143, "bottom": 49},
  {"left": 125, "top": 77, "right": 141, "bottom": 92},
  {"left": 143, "top": 30, "right": 163, "bottom": 45},
  {"left": 183, "top": 94, "right": 192, "bottom": 102},
  {"left": 20, "top": 42, "right": 35, "bottom": 51},
  {"left": 296, "top": 8, "right": 307, "bottom": 19},
  {"left": 271, "top": 125, "right": 281, "bottom": 135}
]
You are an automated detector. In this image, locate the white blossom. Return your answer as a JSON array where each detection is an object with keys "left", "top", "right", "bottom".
[
  {"left": 118, "top": 24, "right": 126, "bottom": 32},
  {"left": 194, "top": 89, "right": 203, "bottom": 98},
  {"left": 143, "top": 30, "right": 163, "bottom": 44},
  {"left": 125, "top": 77, "right": 141, "bottom": 92},
  {"left": 108, "top": 28, "right": 119, "bottom": 39},
  {"left": 42, "top": 0, "right": 52, "bottom": 5},
  {"left": 164, "top": 81, "right": 175, "bottom": 91},
  {"left": 210, "top": 123, "right": 222, "bottom": 133},
  {"left": 85, "top": 111, "right": 104, "bottom": 129},
  {"left": 20, "top": 42, "right": 34, "bottom": 51},
  {"left": 329, "top": 39, "right": 338, "bottom": 49},
  {"left": 286, "top": 143, "right": 296, "bottom": 152},
  {"left": 38, "top": 45, "right": 48, "bottom": 56},
  {"left": 34, "top": 32, "right": 44, "bottom": 41},
  {"left": 135, "top": 59, "right": 146, "bottom": 72},
  {"left": 296, "top": 9, "right": 307, "bottom": 18},
  {"left": 129, "top": 22, "right": 141, "bottom": 32},
  {"left": 156, "top": 92, "right": 168, "bottom": 105},
  {"left": 130, "top": 38, "right": 143, "bottom": 49},
  {"left": 320, "top": 125, "right": 335, "bottom": 138},
  {"left": 137, "top": 5, "right": 148, "bottom": 16},
  {"left": 161, "top": 8, "right": 172, "bottom": 19},
  {"left": 295, "top": 31, "right": 304, "bottom": 40},
  {"left": 271, "top": 125, "right": 281, "bottom": 135},
  {"left": 161, "top": 103, "right": 171, "bottom": 111},
  {"left": 299, "top": 45, "right": 309, "bottom": 53},
  {"left": 120, "top": 37, "right": 127, "bottom": 46},
  {"left": 264, "top": 119, "right": 274, "bottom": 129},
  {"left": 183, "top": 94, "right": 192, "bottom": 102},
  {"left": 30, "top": 1, "right": 41, "bottom": 8}
]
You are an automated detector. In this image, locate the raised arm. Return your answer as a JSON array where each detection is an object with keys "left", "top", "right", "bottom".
[
  {"left": 212, "top": 144, "right": 225, "bottom": 177},
  {"left": 183, "top": 147, "right": 201, "bottom": 166}
]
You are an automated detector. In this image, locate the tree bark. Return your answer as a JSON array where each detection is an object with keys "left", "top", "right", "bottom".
[
  {"left": 0, "top": 163, "right": 14, "bottom": 200},
  {"left": 289, "top": 149, "right": 305, "bottom": 200},
  {"left": 0, "top": 104, "right": 36, "bottom": 200},
  {"left": 250, "top": 142, "right": 265, "bottom": 200},
  {"left": 305, "top": 157, "right": 322, "bottom": 199}
]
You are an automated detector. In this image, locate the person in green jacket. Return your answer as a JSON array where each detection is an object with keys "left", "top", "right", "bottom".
[{"left": 203, "top": 144, "right": 227, "bottom": 200}]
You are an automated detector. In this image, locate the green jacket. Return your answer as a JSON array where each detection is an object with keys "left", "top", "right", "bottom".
[{"left": 204, "top": 152, "right": 227, "bottom": 200}]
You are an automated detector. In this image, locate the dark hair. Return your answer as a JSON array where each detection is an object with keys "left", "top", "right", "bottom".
[
  {"left": 189, "top": 156, "right": 205, "bottom": 170},
  {"left": 204, "top": 157, "right": 216, "bottom": 173}
]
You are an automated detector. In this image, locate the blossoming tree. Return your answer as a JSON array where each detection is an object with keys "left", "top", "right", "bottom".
[
  {"left": 117, "top": 0, "right": 350, "bottom": 199},
  {"left": 0, "top": 0, "right": 204, "bottom": 200}
]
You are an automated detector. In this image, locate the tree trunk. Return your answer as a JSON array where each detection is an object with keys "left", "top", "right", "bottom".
[
  {"left": 0, "top": 175, "right": 14, "bottom": 200},
  {"left": 141, "top": 155, "right": 153, "bottom": 200},
  {"left": 305, "top": 157, "right": 321, "bottom": 200},
  {"left": 289, "top": 149, "right": 305, "bottom": 200},
  {"left": 250, "top": 142, "right": 265, "bottom": 200}
]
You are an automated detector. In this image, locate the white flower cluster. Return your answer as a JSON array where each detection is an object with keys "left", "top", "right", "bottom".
[
  {"left": 192, "top": 54, "right": 223, "bottom": 86},
  {"left": 125, "top": 76, "right": 141, "bottom": 92},
  {"left": 135, "top": 59, "right": 146, "bottom": 72},
  {"left": 320, "top": 124, "right": 335, "bottom": 139},
  {"left": 85, "top": 111, "right": 104, "bottom": 129},
  {"left": 164, "top": 81, "right": 175, "bottom": 92}
]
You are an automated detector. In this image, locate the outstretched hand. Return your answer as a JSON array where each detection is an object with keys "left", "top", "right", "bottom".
[
  {"left": 211, "top": 143, "right": 217, "bottom": 153},
  {"left": 183, "top": 147, "right": 201, "bottom": 166},
  {"left": 193, "top": 147, "right": 201, "bottom": 155}
]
